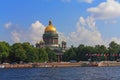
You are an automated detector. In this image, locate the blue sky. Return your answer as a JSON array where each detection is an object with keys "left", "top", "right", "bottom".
[{"left": 1, "top": 0, "right": 120, "bottom": 47}]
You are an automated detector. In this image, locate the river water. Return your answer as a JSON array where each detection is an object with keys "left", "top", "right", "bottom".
[{"left": 0, "top": 67, "right": 120, "bottom": 80}]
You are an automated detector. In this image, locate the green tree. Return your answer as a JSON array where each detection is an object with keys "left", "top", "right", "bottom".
[
  {"left": 83, "top": 46, "right": 95, "bottom": 61},
  {"left": 0, "top": 41, "right": 10, "bottom": 63},
  {"left": 45, "top": 47, "right": 57, "bottom": 62},
  {"left": 9, "top": 43, "right": 27, "bottom": 63},
  {"left": 63, "top": 47, "right": 76, "bottom": 61},
  {"left": 22, "top": 42, "right": 38, "bottom": 62},
  {"left": 37, "top": 48, "right": 48, "bottom": 62},
  {"left": 76, "top": 44, "right": 85, "bottom": 61},
  {"left": 14, "top": 48, "right": 26, "bottom": 61},
  {"left": 76, "top": 44, "right": 96, "bottom": 61},
  {"left": 26, "top": 47, "right": 38, "bottom": 62},
  {"left": 95, "top": 45, "right": 108, "bottom": 61},
  {"left": 108, "top": 41, "right": 120, "bottom": 60}
]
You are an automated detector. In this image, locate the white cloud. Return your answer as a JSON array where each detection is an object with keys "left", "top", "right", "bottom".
[
  {"left": 110, "top": 37, "right": 120, "bottom": 44},
  {"left": 8, "top": 20, "right": 66, "bottom": 45},
  {"left": 29, "top": 21, "right": 45, "bottom": 44},
  {"left": 7, "top": 21, "right": 45, "bottom": 44},
  {"left": 68, "top": 16, "right": 103, "bottom": 46},
  {"left": 4, "top": 22, "right": 12, "bottom": 29},
  {"left": 87, "top": 0, "right": 120, "bottom": 19},
  {"left": 4, "top": 19, "right": 120, "bottom": 47},
  {"left": 11, "top": 31, "right": 21, "bottom": 43},
  {"left": 77, "top": 0, "right": 93, "bottom": 3},
  {"left": 58, "top": 32, "right": 67, "bottom": 43},
  {"left": 67, "top": 16, "right": 120, "bottom": 46}
]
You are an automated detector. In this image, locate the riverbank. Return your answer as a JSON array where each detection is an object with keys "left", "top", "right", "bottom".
[
  {"left": 0, "top": 62, "right": 98, "bottom": 68},
  {"left": 1, "top": 61, "right": 120, "bottom": 68},
  {"left": 98, "top": 61, "right": 120, "bottom": 67}
]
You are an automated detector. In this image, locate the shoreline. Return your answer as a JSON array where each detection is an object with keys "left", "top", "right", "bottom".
[
  {"left": 1, "top": 61, "right": 120, "bottom": 68},
  {"left": 0, "top": 62, "right": 97, "bottom": 68}
]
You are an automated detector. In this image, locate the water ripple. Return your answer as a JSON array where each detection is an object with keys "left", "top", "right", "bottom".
[{"left": 0, "top": 67, "right": 120, "bottom": 80}]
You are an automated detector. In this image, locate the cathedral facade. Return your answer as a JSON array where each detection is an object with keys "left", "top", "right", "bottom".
[{"left": 36, "top": 20, "right": 66, "bottom": 62}]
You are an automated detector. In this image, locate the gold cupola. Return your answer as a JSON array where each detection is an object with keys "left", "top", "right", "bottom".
[{"left": 45, "top": 20, "right": 56, "bottom": 32}]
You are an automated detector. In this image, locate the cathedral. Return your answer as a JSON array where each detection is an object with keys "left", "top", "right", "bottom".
[
  {"left": 36, "top": 20, "right": 67, "bottom": 62},
  {"left": 43, "top": 20, "right": 59, "bottom": 47}
]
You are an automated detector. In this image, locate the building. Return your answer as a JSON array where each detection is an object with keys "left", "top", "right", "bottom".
[
  {"left": 43, "top": 20, "right": 59, "bottom": 47},
  {"left": 36, "top": 20, "right": 67, "bottom": 62}
]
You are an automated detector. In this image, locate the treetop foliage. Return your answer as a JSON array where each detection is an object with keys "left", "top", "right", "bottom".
[{"left": 0, "top": 41, "right": 120, "bottom": 63}]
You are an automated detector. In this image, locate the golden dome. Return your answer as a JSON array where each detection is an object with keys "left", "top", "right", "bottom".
[{"left": 45, "top": 21, "right": 56, "bottom": 32}]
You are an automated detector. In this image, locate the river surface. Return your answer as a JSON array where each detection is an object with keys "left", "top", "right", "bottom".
[{"left": 0, "top": 67, "right": 120, "bottom": 80}]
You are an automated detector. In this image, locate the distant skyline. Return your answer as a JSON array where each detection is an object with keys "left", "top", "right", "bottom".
[{"left": 1, "top": 0, "right": 120, "bottom": 47}]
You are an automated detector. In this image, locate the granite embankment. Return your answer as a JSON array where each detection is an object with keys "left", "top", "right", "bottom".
[
  {"left": 1, "top": 61, "right": 120, "bottom": 68},
  {"left": 98, "top": 61, "right": 120, "bottom": 67},
  {"left": 0, "top": 62, "right": 97, "bottom": 68}
]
